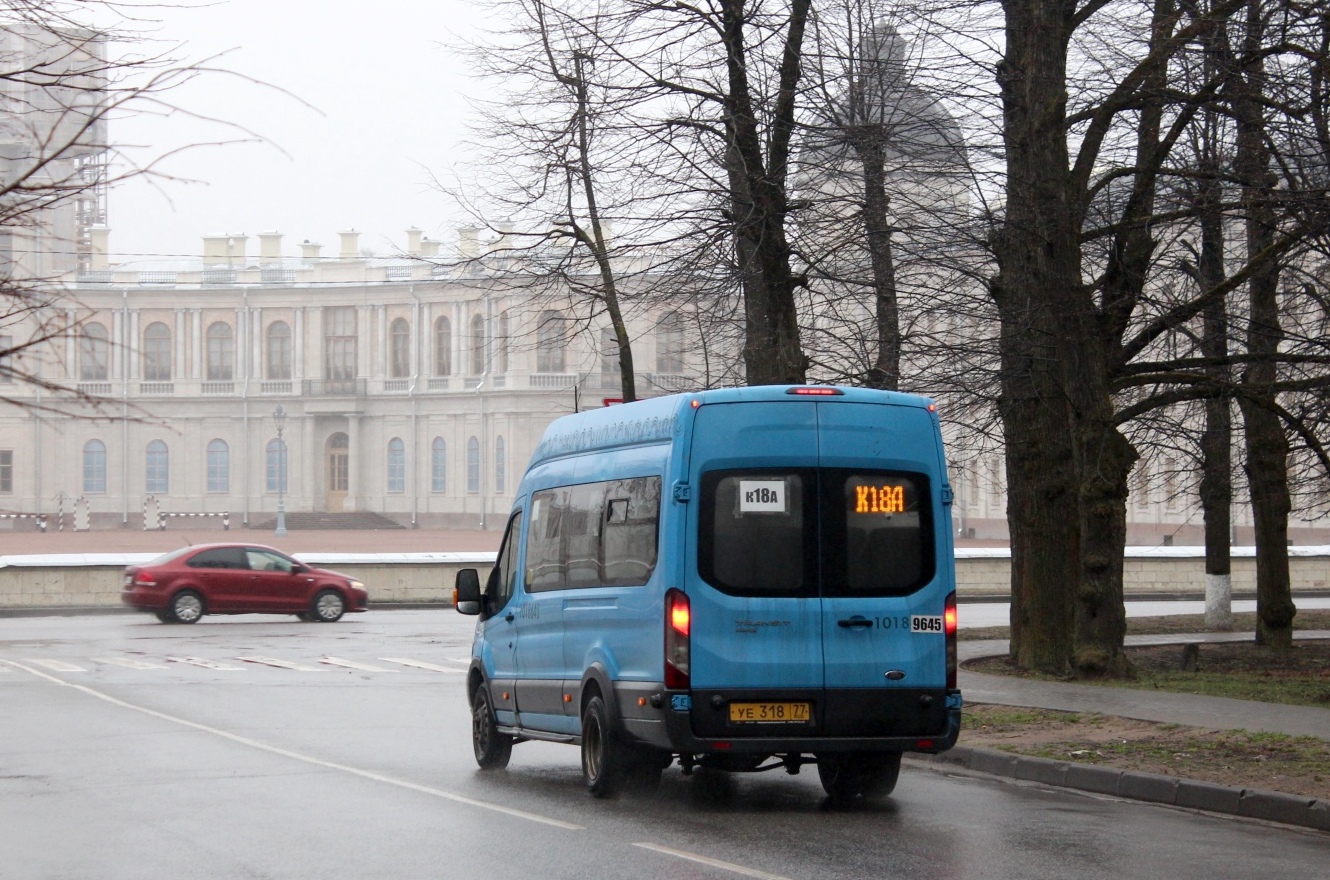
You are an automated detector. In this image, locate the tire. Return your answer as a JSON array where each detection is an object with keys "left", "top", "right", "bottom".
[
  {"left": 580, "top": 694, "right": 628, "bottom": 798},
  {"left": 153, "top": 609, "right": 174, "bottom": 624},
  {"left": 310, "top": 589, "right": 346, "bottom": 623},
  {"left": 168, "top": 590, "right": 204, "bottom": 625},
  {"left": 471, "top": 686, "right": 513, "bottom": 769},
  {"left": 817, "top": 751, "right": 901, "bottom": 804}
]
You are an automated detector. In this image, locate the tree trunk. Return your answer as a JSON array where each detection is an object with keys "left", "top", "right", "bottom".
[
  {"left": 993, "top": 0, "right": 1083, "bottom": 675},
  {"left": 854, "top": 137, "right": 900, "bottom": 391},
  {"left": 1197, "top": 144, "right": 1232, "bottom": 631},
  {"left": 1232, "top": 0, "right": 1295, "bottom": 649},
  {"left": 720, "top": 0, "right": 810, "bottom": 386}
]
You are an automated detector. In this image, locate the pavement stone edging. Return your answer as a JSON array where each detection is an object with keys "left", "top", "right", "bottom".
[{"left": 919, "top": 745, "right": 1330, "bottom": 832}]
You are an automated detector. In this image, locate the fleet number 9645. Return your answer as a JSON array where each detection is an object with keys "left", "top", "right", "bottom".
[{"left": 867, "top": 615, "right": 944, "bottom": 633}]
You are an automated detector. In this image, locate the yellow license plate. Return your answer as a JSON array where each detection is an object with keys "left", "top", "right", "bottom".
[{"left": 728, "top": 702, "right": 811, "bottom": 723}]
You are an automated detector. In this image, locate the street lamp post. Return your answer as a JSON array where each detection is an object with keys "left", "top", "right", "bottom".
[{"left": 274, "top": 405, "right": 288, "bottom": 538}]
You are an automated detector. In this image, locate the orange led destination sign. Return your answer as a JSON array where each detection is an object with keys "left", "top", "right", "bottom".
[{"left": 854, "top": 484, "right": 906, "bottom": 514}]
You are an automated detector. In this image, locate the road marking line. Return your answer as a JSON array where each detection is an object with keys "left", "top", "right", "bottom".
[
  {"left": 319, "top": 657, "right": 397, "bottom": 672},
  {"left": 633, "top": 843, "right": 793, "bottom": 880},
  {"left": 93, "top": 657, "right": 168, "bottom": 670},
  {"left": 379, "top": 657, "right": 463, "bottom": 673},
  {"left": 0, "top": 658, "right": 584, "bottom": 832},
  {"left": 165, "top": 656, "right": 244, "bottom": 671},
  {"left": 26, "top": 659, "right": 86, "bottom": 673},
  {"left": 236, "top": 656, "right": 326, "bottom": 672},
  {"left": 446, "top": 657, "right": 471, "bottom": 665}
]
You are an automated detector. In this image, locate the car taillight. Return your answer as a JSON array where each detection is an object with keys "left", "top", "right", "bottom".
[
  {"left": 945, "top": 591, "right": 957, "bottom": 689},
  {"left": 134, "top": 572, "right": 157, "bottom": 587},
  {"left": 665, "top": 588, "right": 690, "bottom": 690}
]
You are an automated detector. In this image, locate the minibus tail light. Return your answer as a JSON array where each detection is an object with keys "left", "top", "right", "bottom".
[
  {"left": 665, "top": 589, "right": 690, "bottom": 690},
  {"left": 945, "top": 591, "right": 957, "bottom": 689}
]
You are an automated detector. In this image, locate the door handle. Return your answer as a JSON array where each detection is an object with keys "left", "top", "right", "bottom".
[
  {"left": 837, "top": 617, "right": 873, "bottom": 628},
  {"left": 505, "top": 612, "right": 515, "bottom": 622}
]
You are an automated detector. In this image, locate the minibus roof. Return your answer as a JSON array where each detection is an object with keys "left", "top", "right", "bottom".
[{"left": 527, "top": 385, "right": 936, "bottom": 468}]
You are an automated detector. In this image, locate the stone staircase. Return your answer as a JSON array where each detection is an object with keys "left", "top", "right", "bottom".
[{"left": 246, "top": 511, "right": 406, "bottom": 531}]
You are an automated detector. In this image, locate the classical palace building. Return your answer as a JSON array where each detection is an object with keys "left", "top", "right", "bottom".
[{"left": 0, "top": 228, "right": 700, "bottom": 530}]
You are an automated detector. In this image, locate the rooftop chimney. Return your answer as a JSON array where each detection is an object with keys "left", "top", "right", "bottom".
[
  {"left": 258, "top": 231, "right": 283, "bottom": 263},
  {"left": 89, "top": 225, "right": 110, "bottom": 271},
  {"left": 457, "top": 227, "right": 479, "bottom": 259},
  {"left": 301, "top": 240, "right": 323, "bottom": 261},
  {"left": 203, "top": 234, "right": 229, "bottom": 261},
  {"left": 405, "top": 227, "right": 423, "bottom": 256},
  {"left": 420, "top": 236, "right": 441, "bottom": 258},
  {"left": 493, "top": 219, "right": 515, "bottom": 252},
  {"left": 338, "top": 229, "right": 361, "bottom": 260}
]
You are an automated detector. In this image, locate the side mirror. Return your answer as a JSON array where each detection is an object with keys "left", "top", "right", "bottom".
[
  {"left": 290, "top": 563, "right": 308, "bottom": 575},
  {"left": 454, "top": 569, "right": 481, "bottom": 615}
]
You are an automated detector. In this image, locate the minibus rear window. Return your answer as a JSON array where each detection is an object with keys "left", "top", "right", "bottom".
[
  {"left": 698, "top": 470, "right": 815, "bottom": 596},
  {"left": 824, "top": 470, "right": 934, "bottom": 596}
]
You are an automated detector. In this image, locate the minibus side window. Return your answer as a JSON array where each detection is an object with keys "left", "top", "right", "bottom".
[
  {"left": 825, "top": 471, "right": 933, "bottom": 596},
  {"left": 525, "top": 477, "right": 662, "bottom": 592},
  {"left": 525, "top": 488, "right": 567, "bottom": 592},
  {"left": 487, "top": 510, "right": 524, "bottom": 615},
  {"left": 602, "top": 477, "right": 660, "bottom": 586},
  {"left": 698, "top": 470, "right": 814, "bottom": 596}
]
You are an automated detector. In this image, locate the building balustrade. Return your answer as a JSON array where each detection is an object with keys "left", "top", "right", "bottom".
[
  {"left": 201, "top": 381, "right": 234, "bottom": 394},
  {"left": 301, "top": 378, "right": 367, "bottom": 396}
]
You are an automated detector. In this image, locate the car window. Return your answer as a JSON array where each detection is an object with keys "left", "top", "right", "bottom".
[
  {"left": 246, "top": 549, "right": 295, "bottom": 573},
  {"left": 186, "top": 547, "right": 248, "bottom": 569},
  {"left": 487, "top": 511, "right": 523, "bottom": 615},
  {"left": 525, "top": 476, "right": 661, "bottom": 592},
  {"left": 823, "top": 470, "right": 933, "bottom": 596}
]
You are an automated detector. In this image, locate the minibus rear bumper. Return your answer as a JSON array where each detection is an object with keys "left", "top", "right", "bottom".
[{"left": 637, "top": 687, "right": 962, "bottom": 756}]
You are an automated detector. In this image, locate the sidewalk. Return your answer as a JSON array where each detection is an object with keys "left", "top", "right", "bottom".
[{"left": 933, "top": 634, "right": 1330, "bottom": 832}]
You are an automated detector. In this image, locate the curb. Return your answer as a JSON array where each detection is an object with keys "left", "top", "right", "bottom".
[
  {"left": 917, "top": 746, "right": 1329, "bottom": 832},
  {"left": 0, "top": 601, "right": 456, "bottom": 618}
]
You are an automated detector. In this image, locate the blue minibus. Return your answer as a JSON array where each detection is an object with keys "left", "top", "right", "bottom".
[{"left": 454, "top": 385, "right": 961, "bottom": 801}]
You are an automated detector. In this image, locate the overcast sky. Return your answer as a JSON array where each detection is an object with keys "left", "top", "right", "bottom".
[{"left": 108, "top": 0, "right": 482, "bottom": 264}]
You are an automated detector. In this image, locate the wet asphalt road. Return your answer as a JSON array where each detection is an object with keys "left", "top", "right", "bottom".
[{"left": 1, "top": 611, "right": 1326, "bottom": 880}]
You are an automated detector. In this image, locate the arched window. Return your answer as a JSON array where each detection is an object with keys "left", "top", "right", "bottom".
[
  {"left": 495, "top": 436, "right": 505, "bottom": 494},
  {"left": 80, "top": 322, "right": 108, "bottom": 381},
  {"left": 387, "top": 438, "right": 405, "bottom": 493},
  {"left": 431, "top": 437, "right": 447, "bottom": 493},
  {"left": 265, "top": 438, "right": 287, "bottom": 493},
  {"left": 206, "top": 439, "right": 229, "bottom": 493},
  {"left": 82, "top": 439, "right": 106, "bottom": 493},
  {"left": 469, "top": 313, "right": 485, "bottom": 375},
  {"left": 466, "top": 436, "right": 480, "bottom": 494},
  {"left": 267, "top": 321, "right": 292, "bottom": 380},
  {"left": 206, "top": 322, "right": 234, "bottom": 381},
  {"left": 145, "top": 440, "right": 168, "bottom": 494},
  {"left": 143, "top": 323, "right": 171, "bottom": 381},
  {"left": 536, "top": 310, "right": 565, "bottom": 373},
  {"left": 390, "top": 318, "right": 411, "bottom": 379},
  {"left": 656, "top": 311, "right": 684, "bottom": 373},
  {"left": 434, "top": 316, "right": 451, "bottom": 376}
]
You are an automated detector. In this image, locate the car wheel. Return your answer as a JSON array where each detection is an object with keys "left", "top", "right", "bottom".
[
  {"left": 154, "top": 610, "right": 174, "bottom": 624},
  {"left": 471, "top": 685, "right": 513, "bottom": 769},
  {"left": 310, "top": 590, "right": 345, "bottom": 622},
  {"left": 168, "top": 590, "right": 204, "bottom": 625},
  {"left": 817, "top": 751, "right": 901, "bottom": 804},
  {"left": 581, "top": 694, "right": 628, "bottom": 798}
]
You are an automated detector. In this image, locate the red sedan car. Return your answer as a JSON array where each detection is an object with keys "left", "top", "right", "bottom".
[{"left": 121, "top": 543, "right": 369, "bottom": 624}]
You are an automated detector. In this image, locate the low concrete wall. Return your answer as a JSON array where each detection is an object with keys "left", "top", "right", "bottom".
[
  {"left": 0, "top": 552, "right": 495, "bottom": 610},
  {"left": 2, "top": 547, "right": 1328, "bottom": 610}
]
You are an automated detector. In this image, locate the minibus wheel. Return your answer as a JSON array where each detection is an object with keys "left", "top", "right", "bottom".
[
  {"left": 581, "top": 695, "right": 627, "bottom": 797},
  {"left": 472, "top": 686, "right": 513, "bottom": 769},
  {"left": 817, "top": 751, "right": 901, "bottom": 803}
]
